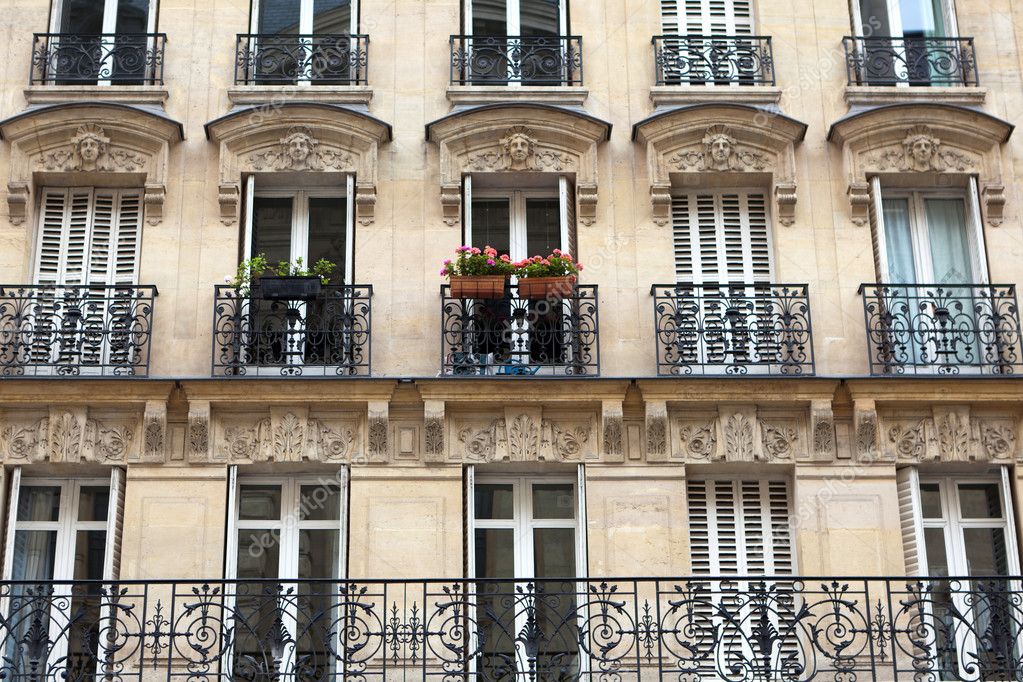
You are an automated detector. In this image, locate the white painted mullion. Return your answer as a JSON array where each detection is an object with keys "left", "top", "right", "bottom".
[
  {"left": 97, "top": 0, "right": 119, "bottom": 87},
  {"left": 884, "top": 0, "right": 910, "bottom": 87},
  {"left": 279, "top": 480, "right": 300, "bottom": 676},
  {"left": 298, "top": 0, "right": 314, "bottom": 85}
]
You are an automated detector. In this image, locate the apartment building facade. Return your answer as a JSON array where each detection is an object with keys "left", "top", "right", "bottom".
[{"left": 0, "top": 0, "right": 1021, "bottom": 678}]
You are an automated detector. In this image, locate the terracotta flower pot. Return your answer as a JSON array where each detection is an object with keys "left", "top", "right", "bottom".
[
  {"left": 449, "top": 275, "right": 507, "bottom": 299},
  {"left": 517, "top": 275, "right": 577, "bottom": 300}
]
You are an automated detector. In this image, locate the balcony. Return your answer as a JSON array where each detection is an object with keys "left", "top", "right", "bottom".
[
  {"left": 860, "top": 283, "right": 1021, "bottom": 376},
  {"left": 2, "top": 575, "right": 1020, "bottom": 680},
  {"left": 651, "top": 283, "right": 814, "bottom": 376},
  {"left": 30, "top": 33, "right": 166, "bottom": 85},
  {"left": 234, "top": 34, "right": 369, "bottom": 85},
  {"left": 653, "top": 35, "right": 775, "bottom": 85},
  {"left": 0, "top": 285, "right": 156, "bottom": 377},
  {"left": 842, "top": 36, "right": 978, "bottom": 86},
  {"left": 441, "top": 283, "right": 598, "bottom": 376},
  {"left": 212, "top": 284, "right": 372, "bottom": 377},
  {"left": 449, "top": 34, "right": 583, "bottom": 85}
]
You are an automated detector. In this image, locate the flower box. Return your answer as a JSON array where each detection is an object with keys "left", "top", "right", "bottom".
[
  {"left": 517, "top": 275, "right": 576, "bottom": 300},
  {"left": 450, "top": 275, "right": 507, "bottom": 299},
  {"left": 256, "top": 276, "right": 322, "bottom": 301}
]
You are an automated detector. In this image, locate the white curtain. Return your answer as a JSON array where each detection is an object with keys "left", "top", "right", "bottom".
[
  {"left": 882, "top": 198, "right": 916, "bottom": 283},
  {"left": 924, "top": 198, "right": 973, "bottom": 283}
]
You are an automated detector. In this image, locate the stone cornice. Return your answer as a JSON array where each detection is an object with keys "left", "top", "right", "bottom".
[
  {"left": 414, "top": 379, "right": 631, "bottom": 403},
  {"left": 636, "top": 378, "right": 840, "bottom": 404},
  {"left": 0, "top": 380, "right": 175, "bottom": 405},
  {"left": 845, "top": 378, "right": 1023, "bottom": 404},
  {"left": 179, "top": 379, "right": 398, "bottom": 404}
]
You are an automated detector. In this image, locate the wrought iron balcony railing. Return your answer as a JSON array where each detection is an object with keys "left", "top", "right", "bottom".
[
  {"left": 0, "top": 285, "right": 156, "bottom": 377},
  {"left": 441, "top": 283, "right": 598, "bottom": 376},
  {"left": 653, "top": 34, "right": 775, "bottom": 85},
  {"left": 843, "top": 36, "right": 978, "bottom": 86},
  {"left": 1, "top": 575, "right": 1020, "bottom": 681},
  {"left": 860, "top": 283, "right": 1021, "bottom": 376},
  {"left": 651, "top": 283, "right": 814, "bottom": 376},
  {"left": 212, "top": 284, "right": 372, "bottom": 377},
  {"left": 234, "top": 33, "right": 369, "bottom": 85},
  {"left": 30, "top": 33, "right": 166, "bottom": 85},
  {"left": 450, "top": 34, "right": 583, "bottom": 85}
]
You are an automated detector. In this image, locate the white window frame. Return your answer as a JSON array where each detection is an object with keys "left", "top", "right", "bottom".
[{"left": 465, "top": 187, "right": 562, "bottom": 263}]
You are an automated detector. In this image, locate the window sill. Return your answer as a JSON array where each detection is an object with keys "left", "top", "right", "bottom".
[
  {"left": 844, "top": 85, "right": 987, "bottom": 107},
  {"left": 446, "top": 85, "right": 588, "bottom": 106},
  {"left": 649, "top": 85, "right": 783, "bottom": 107},
  {"left": 24, "top": 85, "right": 169, "bottom": 106},
  {"left": 227, "top": 85, "right": 373, "bottom": 106}
]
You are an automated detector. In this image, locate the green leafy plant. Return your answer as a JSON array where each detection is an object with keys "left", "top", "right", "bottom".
[
  {"left": 514, "top": 250, "right": 583, "bottom": 278},
  {"left": 440, "top": 245, "right": 516, "bottom": 278},
  {"left": 232, "top": 254, "right": 337, "bottom": 290}
]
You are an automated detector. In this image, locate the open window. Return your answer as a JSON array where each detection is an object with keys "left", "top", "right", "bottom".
[{"left": 46, "top": 0, "right": 160, "bottom": 84}]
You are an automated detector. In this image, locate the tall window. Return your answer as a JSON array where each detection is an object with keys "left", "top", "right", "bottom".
[
  {"left": 851, "top": 0, "right": 960, "bottom": 85},
  {"left": 854, "top": 0, "right": 956, "bottom": 42},
  {"left": 468, "top": 470, "right": 585, "bottom": 677},
  {"left": 672, "top": 190, "right": 772, "bottom": 285},
  {"left": 48, "top": 0, "right": 158, "bottom": 84},
  {"left": 460, "top": 0, "right": 571, "bottom": 84},
  {"left": 52, "top": 0, "right": 155, "bottom": 35},
  {"left": 247, "top": 0, "right": 359, "bottom": 83},
  {"left": 466, "top": 0, "right": 565, "bottom": 39},
  {"left": 661, "top": 0, "right": 753, "bottom": 35}
]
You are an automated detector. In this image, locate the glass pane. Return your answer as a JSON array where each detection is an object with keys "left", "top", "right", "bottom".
[
  {"left": 899, "top": 0, "right": 946, "bottom": 37},
  {"left": 532, "top": 483, "right": 574, "bottom": 519},
  {"left": 78, "top": 486, "right": 110, "bottom": 522},
  {"left": 963, "top": 527, "right": 1009, "bottom": 576},
  {"left": 474, "top": 528, "right": 514, "bottom": 578},
  {"left": 233, "top": 529, "right": 281, "bottom": 680},
  {"left": 59, "top": 0, "right": 105, "bottom": 33},
  {"left": 534, "top": 527, "right": 576, "bottom": 576},
  {"left": 520, "top": 0, "right": 560, "bottom": 36},
  {"left": 236, "top": 529, "right": 280, "bottom": 578},
  {"left": 114, "top": 0, "right": 150, "bottom": 33},
  {"left": 958, "top": 483, "right": 1002, "bottom": 519},
  {"left": 920, "top": 483, "right": 943, "bottom": 518},
  {"left": 472, "top": 0, "right": 507, "bottom": 35},
  {"left": 17, "top": 486, "right": 61, "bottom": 522},
  {"left": 881, "top": 197, "right": 917, "bottom": 284},
  {"left": 258, "top": 0, "right": 302, "bottom": 34},
  {"left": 297, "top": 528, "right": 340, "bottom": 679},
  {"left": 924, "top": 198, "right": 973, "bottom": 283},
  {"left": 475, "top": 484, "right": 514, "bottom": 520},
  {"left": 12, "top": 530, "right": 57, "bottom": 580},
  {"left": 73, "top": 530, "right": 107, "bottom": 580},
  {"left": 299, "top": 484, "right": 341, "bottom": 520},
  {"left": 525, "top": 198, "right": 561, "bottom": 256},
  {"left": 252, "top": 197, "right": 294, "bottom": 268},
  {"left": 298, "top": 529, "right": 340, "bottom": 578},
  {"left": 239, "top": 485, "right": 282, "bottom": 520},
  {"left": 308, "top": 197, "right": 347, "bottom": 284},
  {"left": 858, "top": 0, "right": 892, "bottom": 35},
  {"left": 313, "top": 0, "right": 352, "bottom": 32},
  {"left": 924, "top": 527, "right": 950, "bottom": 576},
  {"left": 471, "top": 199, "right": 511, "bottom": 254}
]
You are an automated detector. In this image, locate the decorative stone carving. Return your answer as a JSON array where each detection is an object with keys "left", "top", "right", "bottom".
[
  {"left": 602, "top": 401, "right": 624, "bottom": 460},
  {"left": 272, "top": 412, "right": 306, "bottom": 461},
  {"left": 855, "top": 406, "right": 879, "bottom": 461},
  {"left": 424, "top": 418, "right": 444, "bottom": 457},
  {"left": 6, "top": 181, "right": 29, "bottom": 225},
  {"left": 677, "top": 421, "right": 718, "bottom": 460},
  {"left": 224, "top": 419, "right": 269, "bottom": 461},
  {"left": 47, "top": 409, "right": 83, "bottom": 463},
  {"left": 188, "top": 402, "right": 211, "bottom": 462},
  {"left": 39, "top": 125, "right": 146, "bottom": 173},
  {"left": 760, "top": 422, "right": 798, "bottom": 460},
  {"left": 542, "top": 420, "right": 591, "bottom": 460},
  {"left": 508, "top": 413, "right": 541, "bottom": 460},
  {"left": 367, "top": 417, "right": 388, "bottom": 457},
  {"left": 92, "top": 423, "right": 134, "bottom": 461},
  {"left": 311, "top": 420, "right": 356, "bottom": 461},
  {"left": 248, "top": 126, "right": 354, "bottom": 172},
  {"left": 978, "top": 420, "right": 1016, "bottom": 460},
  {"left": 937, "top": 410, "right": 971, "bottom": 461},
  {"left": 670, "top": 126, "right": 770, "bottom": 172},
  {"left": 888, "top": 421, "right": 927, "bottom": 461},
  {"left": 465, "top": 127, "right": 575, "bottom": 173},
  {"left": 869, "top": 126, "right": 975, "bottom": 173},
  {"left": 458, "top": 419, "right": 503, "bottom": 461},
  {"left": 1, "top": 418, "right": 46, "bottom": 461},
  {"left": 143, "top": 406, "right": 166, "bottom": 463},
  {"left": 724, "top": 413, "right": 755, "bottom": 461},
  {"left": 811, "top": 404, "right": 835, "bottom": 459}
]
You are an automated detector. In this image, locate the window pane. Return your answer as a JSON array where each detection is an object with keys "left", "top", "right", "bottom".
[
  {"left": 924, "top": 527, "right": 949, "bottom": 576},
  {"left": 78, "top": 486, "right": 110, "bottom": 522},
  {"left": 924, "top": 198, "right": 973, "bottom": 283},
  {"left": 298, "top": 529, "right": 340, "bottom": 578},
  {"left": 258, "top": 0, "right": 302, "bottom": 34},
  {"left": 115, "top": 0, "right": 151, "bottom": 33},
  {"left": 475, "top": 484, "right": 514, "bottom": 519},
  {"left": 958, "top": 484, "right": 1002, "bottom": 519},
  {"left": 239, "top": 485, "right": 282, "bottom": 520},
  {"left": 475, "top": 528, "right": 514, "bottom": 578},
  {"left": 472, "top": 0, "right": 507, "bottom": 35},
  {"left": 920, "top": 483, "right": 943, "bottom": 518},
  {"left": 299, "top": 484, "right": 341, "bottom": 520},
  {"left": 520, "top": 0, "right": 560, "bottom": 36},
  {"left": 963, "top": 528, "right": 1009, "bottom": 576},
  {"left": 313, "top": 0, "right": 352, "bottom": 32},
  {"left": 898, "top": 0, "right": 946, "bottom": 36},
  {"left": 308, "top": 197, "right": 347, "bottom": 284},
  {"left": 236, "top": 529, "right": 280, "bottom": 578},
  {"left": 881, "top": 197, "right": 916, "bottom": 283},
  {"left": 532, "top": 483, "right": 574, "bottom": 519},
  {"left": 12, "top": 530, "right": 57, "bottom": 580},
  {"left": 471, "top": 199, "right": 511, "bottom": 254},
  {"left": 73, "top": 530, "right": 107, "bottom": 580},
  {"left": 859, "top": 0, "right": 892, "bottom": 35},
  {"left": 525, "top": 198, "right": 561, "bottom": 256},
  {"left": 252, "top": 196, "right": 294, "bottom": 267},
  {"left": 59, "top": 0, "right": 105, "bottom": 33},
  {"left": 17, "top": 486, "right": 61, "bottom": 522},
  {"left": 533, "top": 527, "right": 576, "bottom": 576}
]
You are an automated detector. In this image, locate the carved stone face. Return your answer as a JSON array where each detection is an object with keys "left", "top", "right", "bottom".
[
  {"left": 709, "top": 135, "right": 733, "bottom": 163},
  {"left": 507, "top": 134, "right": 531, "bottom": 163},
  {"left": 78, "top": 135, "right": 102, "bottom": 164},
  {"left": 287, "top": 134, "right": 312, "bottom": 163},
  {"left": 910, "top": 137, "right": 934, "bottom": 165}
]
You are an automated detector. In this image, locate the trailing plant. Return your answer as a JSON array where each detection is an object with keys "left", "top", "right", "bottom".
[
  {"left": 232, "top": 254, "right": 337, "bottom": 290},
  {"left": 440, "top": 245, "right": 516, "bottom": 278},
  {"left": 514, "top": 250, "right": 583, "bottom": 278}
]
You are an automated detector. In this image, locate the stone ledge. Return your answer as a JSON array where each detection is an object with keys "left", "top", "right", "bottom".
[
  {"left": 446, "top": 85, "right": 588, "bottom": 106},
  {"left": 24, "top": 85, "right": 169, "bottom": 105},
  {"left": 649, "top": 84, "right": 783, "bottom": 106},
  {"left": 844, "top": 85, "right": 987, "bottom": 107},
  {"left": 227, "top": 85, "right": 373, "bottom": 105}
]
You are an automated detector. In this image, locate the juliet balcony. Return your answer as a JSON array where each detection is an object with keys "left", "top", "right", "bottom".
[
  {"left": 860, "top": 283, "right": 1021, "bottom": 376},
  {"left": 653, "top": 35, "right": 776, "bottom": 85},
  {"left": 651, "top": 283, "right": 814, "bottom": 376},
  {"left": 842, "top": 36, "right": 978, "bottom": 86},
  {"left": 30, "top": 33, "right": 167, "bottom": 85},
  {"left": 449, "top": 34, "right": 583, "bottom": 85},
  {"left": 234, "top": 33, "right": 369, "bottom": 85},
  {"left": 212, "top": 283, "right": 372, "bottom": 377},
  {"left": 440, "top": 282, "right": 599, "bottom": 376},
  {"left": 0, "top": 284, "right": 156, "bottom": 377},
  {"left": 2, "top": 575, "right": 1020, "bottom": 680}
]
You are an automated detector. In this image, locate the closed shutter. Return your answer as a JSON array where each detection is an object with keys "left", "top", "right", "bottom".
[
  {"left": 661, "top": 0, "right": 681, "bottom": 32},
  {"left": 672, "top": 190, "right": 772, "bottom": 284},
  {"left": 559, "top": 176, "right": 577, "bottom": 262},
  {"left": 682, "top": 0, "right": 754, "bottom": 34},
  {"left": 998, "top": 466, "right": 1021, "bottom": 575},
  {"left": 868, "top": 177, "right": 890, "bottom": 283},
  {"left": 895, "top": 466, "right": 925, "bottom": 575}
]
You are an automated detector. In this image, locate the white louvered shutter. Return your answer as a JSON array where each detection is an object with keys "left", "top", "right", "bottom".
[
  {"left": 559, "top": 176, "right": 577, "bottom": 261},
  {"left": 102, "top": 467, "right": 125, "bottom": 581},
  {"left": 682, "top": 0, "right": 754, "bottom": 34},
  {"left": 672, "top": 191, "right": 771, "bottom": 284},
  {"left": 895, "top": 467, "right": 925, "bottom": 575}
]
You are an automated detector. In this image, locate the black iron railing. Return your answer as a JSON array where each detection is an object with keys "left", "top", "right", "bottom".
[
  {"left": 450, "top": 34, "right": 583, "bottom": 85},
  {"left": 234, "top": 33, "right": 369, "bottom": 85},
  {"left": 653, "top": 35, "right": 775, "bottom": 85},
  {"left": 441, "top": 283, "right": 598, "bottom": 376},
  {"left": 860, "top": 283, "right": 1021, "bottom": 376},
  {"left": 0, "top": 285, "right": 156, "bottom": 377},
  {"left": 843, "top": 36, "right": 978, "bottom": 86},
  {"left": 212, "top": 284, "right": 372, "bottom": 377},
  {"left": 651, "top": 283, "right": 814, "bottom": 376},
  {"left": 30, "top": 33, "right": 166, "bottom": 85},
  {"left": 0, "top": 576, "right": 1019, "bottom": 681}
]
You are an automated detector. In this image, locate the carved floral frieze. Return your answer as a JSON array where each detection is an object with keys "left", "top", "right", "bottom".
[
  {"left": 452, "top": 412, "right": 596, "bottom": 462},
  {"left": 0, "top": 409, "right": 141, "bottom": 463},
  {"left": 881, "top": 410, "right": 1020, "bottom": 462},
  {"left": 216, "top": 410, "right": 362, "bottom": 463},
  {"left": 670, "top": 409, "right": 806, "bottom": 462}
]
